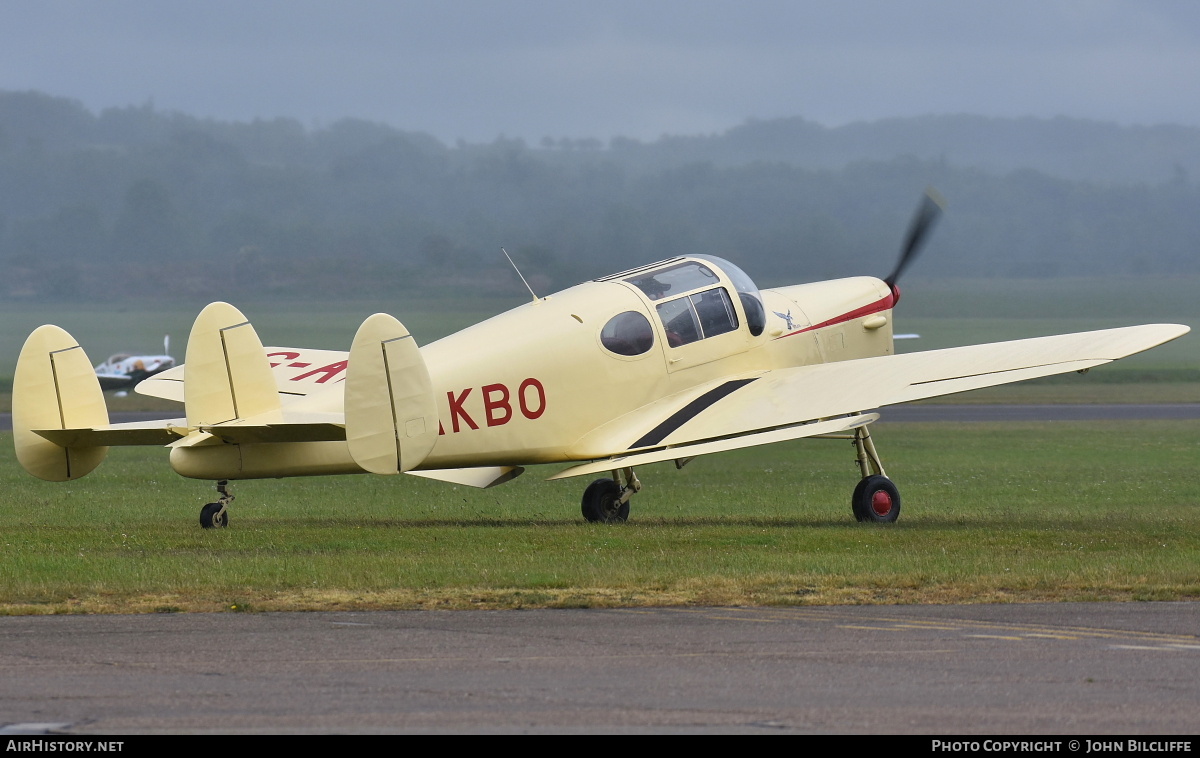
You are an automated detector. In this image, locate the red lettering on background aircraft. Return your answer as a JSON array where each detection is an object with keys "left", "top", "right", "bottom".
[
  {"left": 267, "top": 351, "right": 299, "bottom": 367},
  {"left": 447, "top": 388, "right": 479, "bottom": 432},
  {"left": 482, "top": 383, "right": 512, "bottom": 427},
  {"left": 291, "top": 360, "right": 348, "bottom": 383},
  {"left": 518, "top": 378, "right": 547, "bottom": 419},
  {"left": 267, "top": 351, "right": 311, "bottom": 370}
]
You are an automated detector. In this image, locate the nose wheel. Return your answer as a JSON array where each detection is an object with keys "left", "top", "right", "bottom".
[{"left": 200, "top": 480, "right": 234, "bottom": 529}]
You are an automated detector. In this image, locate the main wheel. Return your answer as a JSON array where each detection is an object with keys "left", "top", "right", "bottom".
[
  {"left": 581, "top": 478, "right": 630, "bottom": 523},
  {"left": 200, "top": 502, "right": 229, "bottom": 529},
  {"left": 852, "top": 475, "right": 900, "bottom": 523}
]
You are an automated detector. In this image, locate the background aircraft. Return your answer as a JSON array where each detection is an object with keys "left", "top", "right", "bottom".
[
  {"left": 11, "top": 193, "right": 1188, "bottom": 528},
  {"left": 93, "top": 336, "right": 175, "bottom": 392}
]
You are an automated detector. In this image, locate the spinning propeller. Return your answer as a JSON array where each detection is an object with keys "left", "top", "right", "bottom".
[{"left": 884, "top": 188, "right": 945, "bottom": 297}]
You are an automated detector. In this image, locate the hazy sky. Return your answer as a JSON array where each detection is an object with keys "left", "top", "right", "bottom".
[{"left": 4, "top": 0, "right": 1199, "bottom": 143}]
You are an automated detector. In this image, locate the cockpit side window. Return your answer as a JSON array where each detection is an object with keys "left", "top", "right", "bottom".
[
  {"left": 656, "top": 287, "right": 739, "bottom": 347},
  {"left": 656, "top": 298, "right": 701, "bottom": 347},
  {"left": 600, "top": 311, "right": 656, "bottom": 356},
  {"left": 693, "top": 255, "right": 766, "bottom": 337},
  {"left": 739, "top": 292, "right": 766, "bottom": 337}
]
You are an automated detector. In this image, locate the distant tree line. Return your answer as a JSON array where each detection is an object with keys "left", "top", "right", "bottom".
[{"left": 1, "top": 90, "right": 1198, "bottom": 301}]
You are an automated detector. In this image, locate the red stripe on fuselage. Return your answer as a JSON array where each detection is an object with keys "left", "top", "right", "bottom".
[{"left": 773, "top": 292, "right": 895, "bottom": 340}]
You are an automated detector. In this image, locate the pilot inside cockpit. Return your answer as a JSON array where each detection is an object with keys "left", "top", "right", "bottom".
[{"left": 628, "top": 276, "right": 670, "bottom": 300}]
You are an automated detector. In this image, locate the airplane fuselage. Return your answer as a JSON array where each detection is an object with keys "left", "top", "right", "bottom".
[{"left": 166, "top": 257, "right": 898, "bottom": 480}]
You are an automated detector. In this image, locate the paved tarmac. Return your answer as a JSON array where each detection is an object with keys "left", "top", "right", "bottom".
[
  {"left": 4, "top": 407, "right": 1198, "bottom": 735},
  {"left": 2, "top": 603, "right": 1198, "bottom": 735},
  {"left": 879, "top": 403, "right": 1200, "bottom": 422}
]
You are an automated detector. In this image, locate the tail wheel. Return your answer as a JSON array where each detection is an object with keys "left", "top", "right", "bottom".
[
  {"left": 581, "top": 478, "right": 630, "bottom": 523},
  {"left": 852, "top": 475, "right": 901, "bottom": 523},
  {"left": 200, "top": 502, "right": 229, "bottom": 529}
]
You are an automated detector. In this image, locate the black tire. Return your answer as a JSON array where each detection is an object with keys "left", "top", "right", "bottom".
[
  {"left": 200, "top": 502, "right": 229, "bottom": 529},
  {"left": 581, "top": 478, "right": 629, "bottom": 523},
  {"left": 852, "top": 475, "right": 900, "bottom": 523}
]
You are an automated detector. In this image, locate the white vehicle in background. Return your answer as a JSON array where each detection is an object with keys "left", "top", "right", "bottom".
[{"left": 93, "top": 337, "right": 175, "bottom": 392}]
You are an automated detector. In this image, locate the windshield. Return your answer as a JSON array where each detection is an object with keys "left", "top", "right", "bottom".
[
  {"left": 692, "top": 256, "right": 766, "bottom": 336},
  {"left": 614, "top": 256, "right": 767, "bottom": 338}
]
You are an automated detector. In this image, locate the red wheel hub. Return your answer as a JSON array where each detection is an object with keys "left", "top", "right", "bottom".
[{"left": 871, "top": 490, "right": 893, "bottom": 517}]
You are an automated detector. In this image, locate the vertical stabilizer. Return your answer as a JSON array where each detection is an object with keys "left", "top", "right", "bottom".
[
  {"left": 12, "top": 325, "right": 109, "bottom": 481},
  {"left": 345, "top": 313, "right": 437, "bottom": 474},
  {"left": 184, "top": 302, "right": 281, "bottom": 427}
]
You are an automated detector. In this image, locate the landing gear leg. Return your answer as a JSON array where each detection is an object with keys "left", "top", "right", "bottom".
[
  {"left": 851, "top": 425, "right": 900, "bottom": 523},
  {"left": 199, "top": 480, "right": 234, "bottom": 529},
  {"left": 581, "top": 467, "right": 641, "bottom": 523}
]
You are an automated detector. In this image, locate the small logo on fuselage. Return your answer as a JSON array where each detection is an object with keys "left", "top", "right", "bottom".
[{"left": 773, "top": 310, "right": 797, "bottom": 331}]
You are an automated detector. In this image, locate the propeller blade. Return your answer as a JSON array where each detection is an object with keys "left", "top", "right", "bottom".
[{"left": 884, "top": 188, "right": 945, "bottom": 288}]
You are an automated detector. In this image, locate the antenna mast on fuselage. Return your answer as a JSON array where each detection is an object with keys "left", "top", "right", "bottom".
[{"left": 502, "top": 248, "right": 540, "bottom": 303}]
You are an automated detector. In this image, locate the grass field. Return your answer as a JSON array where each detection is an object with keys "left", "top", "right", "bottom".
[
  {"left": 2, "top": 420, "right": 1198, "bottom": 615},
  {"left": 2, "top": 277, "right": 1196, "bottom": 615}
]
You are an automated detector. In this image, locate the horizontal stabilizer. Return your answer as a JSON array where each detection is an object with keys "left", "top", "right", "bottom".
[
  {"left": 35, "top": 418, "right": 187, "bottom": 447},
  {"left": 13, "top": 325, "right": 110, "bottom": 481},
  {"left": 199, "top": 413, "right": 346, "bottom": 444},
  {"left": 345, "top": 313, "right": 438, "bottom": 475},
  {"left": 551, "top": 414, "right": 877, "bottom": 480},
  {"left": 31, "top": 415, "right": 345, "bottom": 450}
]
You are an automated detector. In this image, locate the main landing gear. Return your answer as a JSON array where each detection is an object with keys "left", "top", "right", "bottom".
[
  {"left": 582, "top": 467, "right": 641, "bottom": 523},
  {"left": 199, "top": 480, "right": 234, "bottom": 529},
  {"left": 850, "top": 424, "right": 900, "bottom": 523}
]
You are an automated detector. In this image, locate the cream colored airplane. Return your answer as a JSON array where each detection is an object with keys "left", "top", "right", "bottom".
[{"left": 12, "top": 194, "right": 1189, "bottom": 528}]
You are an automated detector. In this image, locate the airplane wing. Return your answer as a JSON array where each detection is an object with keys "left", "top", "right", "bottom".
[
  {"left": 555, "top": 324, "right": 1188, "bottom": 478},
  {"left": 136, "top": 346, "right": 349, "bottom": 402}
]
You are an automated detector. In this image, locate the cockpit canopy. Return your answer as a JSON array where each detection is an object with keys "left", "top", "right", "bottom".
[
  {"left": 624, "top": 259, "right": 721, "bottom": 301},
  {"left": 600, "top": 256, "right": 766, "bottom": 346}
]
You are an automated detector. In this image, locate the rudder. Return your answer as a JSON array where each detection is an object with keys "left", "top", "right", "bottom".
[
  {"left": 12, "top": 325, "right": 109, "bottom": 481},
  {"left": 344, "top": 313, "right": 437, "bottom": 474},
  {"left": 184, "top": 302, "right": 281, "bottom": 427}
]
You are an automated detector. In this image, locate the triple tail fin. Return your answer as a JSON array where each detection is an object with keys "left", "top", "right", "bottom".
[
  {"left": 183, "top": 302, "right": 281, "bottom": 427},
  {"left": 13, "top": 325, "right": 109, "bottom": 481},
  {"left": 344, "top": 313, "right": 437, "bottom": 474}
]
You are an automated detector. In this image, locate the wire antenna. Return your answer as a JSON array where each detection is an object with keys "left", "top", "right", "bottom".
[{"left": 502, "top": 248, "right": 540, "bottom": 302}]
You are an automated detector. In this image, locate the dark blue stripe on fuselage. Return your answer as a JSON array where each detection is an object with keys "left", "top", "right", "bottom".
[{"left": 629, "top": 378, "right": 758, "bottom": 449}]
